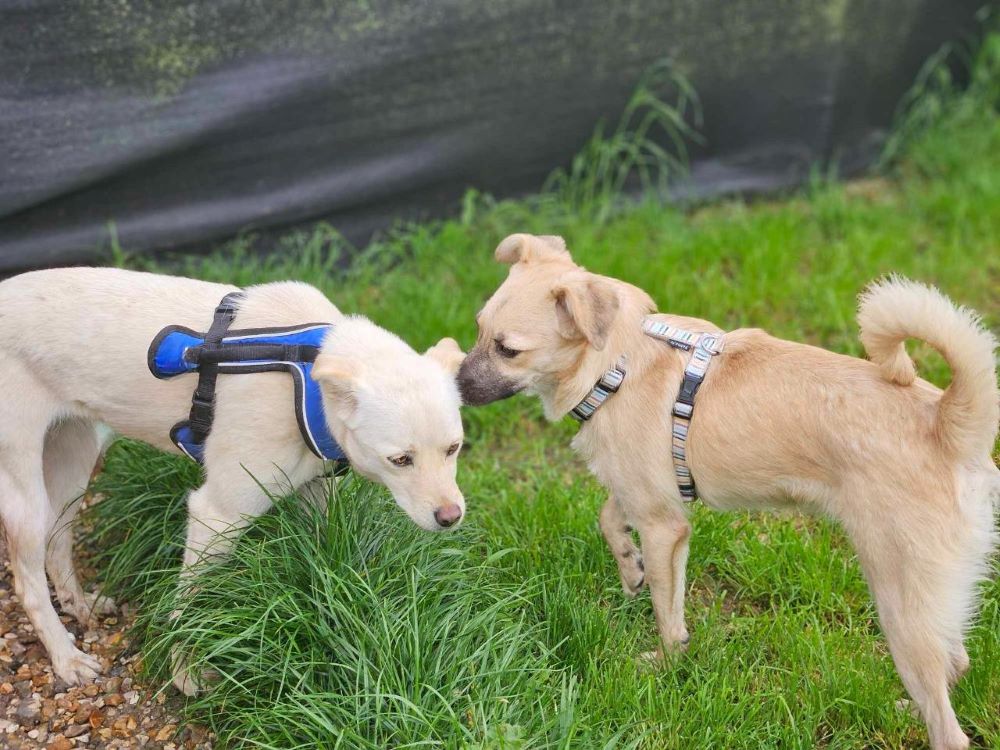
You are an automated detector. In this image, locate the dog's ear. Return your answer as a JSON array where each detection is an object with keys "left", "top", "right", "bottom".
[
  {"left": 311, "top": 353, "right": 362, "bottom": 408},
  {"left": 495, "top": 233, "right": 571, "bottom": 265},
  {"left": 551, "top": 275, "right": 620, "bottom": 351},
  {"left": 424, "top": 337, "right": 465, "bottom": 375}
]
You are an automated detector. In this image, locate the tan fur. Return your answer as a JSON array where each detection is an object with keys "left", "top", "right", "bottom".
[{"left": 457, "top": 235, "right": 1000, "bottom": 750}]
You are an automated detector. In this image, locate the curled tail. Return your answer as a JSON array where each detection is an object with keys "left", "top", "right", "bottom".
[{"left": 858, "top": 275, "right": 999, "bottom": 460}]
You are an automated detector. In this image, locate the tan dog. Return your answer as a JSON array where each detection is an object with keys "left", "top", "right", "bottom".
[{"left": 457, "top": 234, "right": 999, "bottom": 750}]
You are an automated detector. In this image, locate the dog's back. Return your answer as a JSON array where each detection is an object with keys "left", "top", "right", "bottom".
[
  {"left": 0, "top": 267, "right": 341, "bottom": 448},
  {"left": 691, "top": 278, "right": 998, "bottom": 514}
]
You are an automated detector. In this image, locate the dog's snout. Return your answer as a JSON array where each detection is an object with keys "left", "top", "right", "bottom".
[
  {"left": 433, "top": 503, "right": 463, "bottom": 528},
  {"left": 457, "top": 350, "right": 522, "bottom": 406},
  {"left": 457, "top": 374, "right": 485, "bottom": 406},
  {"left": 456, "top": 354, "right": 482, "bottom": 402}
]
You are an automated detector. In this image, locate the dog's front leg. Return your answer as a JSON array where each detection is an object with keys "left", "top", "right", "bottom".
[
  {"left": 171, "top": 478, "right": 274, "bottom": 695},
  {"left": 637, "top": 514, "right": 691, "bottom": 655},
  {"left": 598, "top": 494, "right": 645, "bottom": 596}
]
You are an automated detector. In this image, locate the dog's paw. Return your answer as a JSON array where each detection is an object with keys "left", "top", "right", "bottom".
[
  {"left": 172, "top": 666, "right": 201, "bottom": 697},
  {"left": 635, "top": 632, "right": 690, "bottom": 671},
  {"left": 52, "top": 648, "right": 102, "bottom": 685},
  {"left": 635, "top": 649, "right": 664, "bottom": 671},
  {"left": 171, "top": 649, "right": 219, "bottom": 697},
  {"left": 85, "top": 592, "right": 117, "bottom": 616},
  {"left": 664, "top": 630, "right": 690, "bottom": 654},
  {"left": 75, "top": 592, "right": 117, "bottom": 625},
  {"left": 58, "top": 590, "right": 117, "bottom": 626}
]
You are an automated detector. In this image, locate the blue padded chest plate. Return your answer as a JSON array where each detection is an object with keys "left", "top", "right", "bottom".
[{"left": 148, "top": 320, "right": 347, "bottom": 464}]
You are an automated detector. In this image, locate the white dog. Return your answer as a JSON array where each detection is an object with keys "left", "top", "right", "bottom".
[{"left": 0, "top": 267, "right": 466, "bottom": 692}]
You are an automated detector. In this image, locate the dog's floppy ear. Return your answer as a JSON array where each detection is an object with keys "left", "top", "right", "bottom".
[
  {"left": 311, "top": 353, "right": 363, "bottom": 408},
  {"left": 495, "top": 233, "right": 571, "bottom": 265},
  {"left": 551, "top": 275, "right": 620, "bottom": 351},
  {"left": 424, "top": 337, "right": 465, "bottom": 375}
]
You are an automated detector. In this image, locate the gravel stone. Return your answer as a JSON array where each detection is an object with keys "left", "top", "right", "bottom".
[
  {"left": 16, "top": 698, "right": 41, "bottom": 725},
  {"left": 1, "top": 535, "right": 214, "bottom": 749},
  {"left": 64, "top": 723, "right": 88, "bottom": 738}
]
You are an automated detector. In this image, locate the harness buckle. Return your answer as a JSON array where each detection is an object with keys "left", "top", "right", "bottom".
[
  {"left": 699, "top": 334, "right": 724, "bottom": 355},
  {"left": 673, "top": 401, "right": 693, "bottom": 419},
  {"left": 215, "top": 298, "right": 240, "bottom": 317},
  {"left": 677, "top": 373, "right": 702, "bottom": 403}
]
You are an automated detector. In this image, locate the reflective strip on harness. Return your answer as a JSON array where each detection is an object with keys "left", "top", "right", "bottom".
[
  {"left": 147, "top": 293, "right": 347, "bottom": 466},
  {"left": 643, "top": 318, "right": 725, "bottom": 501}
]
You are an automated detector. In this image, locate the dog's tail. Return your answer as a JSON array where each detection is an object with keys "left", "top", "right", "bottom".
[{"left": 858, "top": 275, "right": 999, "bottom": 460}]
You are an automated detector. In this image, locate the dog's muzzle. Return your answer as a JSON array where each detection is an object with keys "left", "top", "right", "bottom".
[{"left": 457, "top": 350, "right": 522, "bottom": 406}]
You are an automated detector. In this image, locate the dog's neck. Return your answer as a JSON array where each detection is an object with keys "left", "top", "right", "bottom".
[{"left": 544, "top": 281, "right": 662, "bottom": 420}]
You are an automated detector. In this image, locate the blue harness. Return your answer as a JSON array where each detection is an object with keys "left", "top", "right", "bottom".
[{"left": 146, "top": 292, "right": 347, "bottom": 467}]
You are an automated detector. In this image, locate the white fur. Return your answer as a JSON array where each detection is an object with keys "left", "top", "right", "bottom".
[{"left": 0, "top": 267, "right": 465, "bottom": 692}]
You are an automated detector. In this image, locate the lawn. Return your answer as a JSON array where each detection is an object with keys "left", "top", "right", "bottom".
[{"left": 83, "top": 33, "right": 1000, "bottom": 749}]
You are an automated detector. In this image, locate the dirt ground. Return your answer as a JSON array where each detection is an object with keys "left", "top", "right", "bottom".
[{"left": 0, "top": 536, "right": 212, "bottom": 750}]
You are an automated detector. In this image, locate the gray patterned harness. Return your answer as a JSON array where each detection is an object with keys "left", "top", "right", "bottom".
[
  {"left": 568, "top": 319, "right": 725, "bottom": 503},
  {"left": 642, "top": 318, "right": 725, "bottom": 501}
]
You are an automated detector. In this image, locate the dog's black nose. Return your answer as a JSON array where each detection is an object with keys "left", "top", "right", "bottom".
[{"left": 434, "top": 503, "right": 462, "bottom": 528}]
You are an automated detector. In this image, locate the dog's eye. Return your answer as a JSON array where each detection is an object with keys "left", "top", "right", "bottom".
[
  {"left": 388, "top": 454, "right": 413, "bottom": 467},
  {"left": 446, "top": 442, "right": 461, "bottom": 457},
  {"left": 494, "top": 339, "right": 520, "bottom": 359}
]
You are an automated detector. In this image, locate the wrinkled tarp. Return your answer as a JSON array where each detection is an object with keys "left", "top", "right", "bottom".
[{"left": 0, "top": 0, "right": 984, "bottom": 271}]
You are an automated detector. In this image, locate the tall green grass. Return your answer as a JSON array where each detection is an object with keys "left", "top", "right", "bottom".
[
  {"left": 881, "top": 6, "right": 999, "bottom": 169},
  {"left": 80, "top": 32, "right": 1000, "bottom": 749},
  {"left": 90, "top": 445, "right": 588, "bottom": 749},
  {"left": 542, "top": 59, "right": 701, "bottom": 223}
]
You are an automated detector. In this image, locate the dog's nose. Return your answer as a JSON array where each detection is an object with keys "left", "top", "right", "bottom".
[{"left": 433, "top": 503, "right": 462, "bottom": 528}]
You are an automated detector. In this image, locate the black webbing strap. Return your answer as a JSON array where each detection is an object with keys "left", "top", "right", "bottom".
[
  {"left": 187, "top": 292, "right": 243, "bottom": 444},
  {"left": 188, "top": 342, "right": 319, "bottom": 365}
]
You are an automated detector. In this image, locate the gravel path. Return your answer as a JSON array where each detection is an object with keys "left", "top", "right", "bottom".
[{"left": 0, "top": 537, "right": 213, "bottom": 750}]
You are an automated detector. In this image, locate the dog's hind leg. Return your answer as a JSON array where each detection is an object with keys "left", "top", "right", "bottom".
[
  {"left": 43, "top": 417, "right": 113, "bottom": 625},
  {"left": 848, "top": 509, "right": 974, "bottom": 750},
  {"left": 0, "top": 470, "right": 102, "bottom": 684},
  {"left": 947, "top": 464, "right": 1000, "bottom": 687},
  {"left": 599, "top": 494, "right": 645, "bottom": 596},
  {"left": 0, "top": 365, "right": 102, "bottom": 684}
]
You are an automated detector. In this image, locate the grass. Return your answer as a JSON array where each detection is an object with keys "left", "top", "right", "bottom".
[{"left": 81, "top": 32, "right": 1000, "bottom": 750}]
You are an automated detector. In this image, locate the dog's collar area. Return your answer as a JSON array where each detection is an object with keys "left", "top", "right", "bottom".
[
  {"left": 570, "top": 356, "right": 627, "bottom": 422},
  {"left": 147, "top": 291, "right": 348, "bottom": 467},
  {"left": 642, "top": 318, "right": 725, "bottom": 501}
]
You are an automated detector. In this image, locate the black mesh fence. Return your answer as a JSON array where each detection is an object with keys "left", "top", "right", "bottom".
[{"left": 0, "top": 1, "right": 985, "bottom": 271}]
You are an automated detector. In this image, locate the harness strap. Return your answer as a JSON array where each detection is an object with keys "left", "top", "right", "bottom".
[
  {"left": 570, "top": 356, "right": 627, "bottom": 422},
  {"left": 150, "top": 294, "right": 347, "bottom": 465},
  {"left": 643, "top": 318, "right": 725, "bottom": 501},
  {"left": 187, "top": 342, "right": 319, "bottom": 365},
  {"left": 188, "top": 292, "right": 243, "bottom": 444}
]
